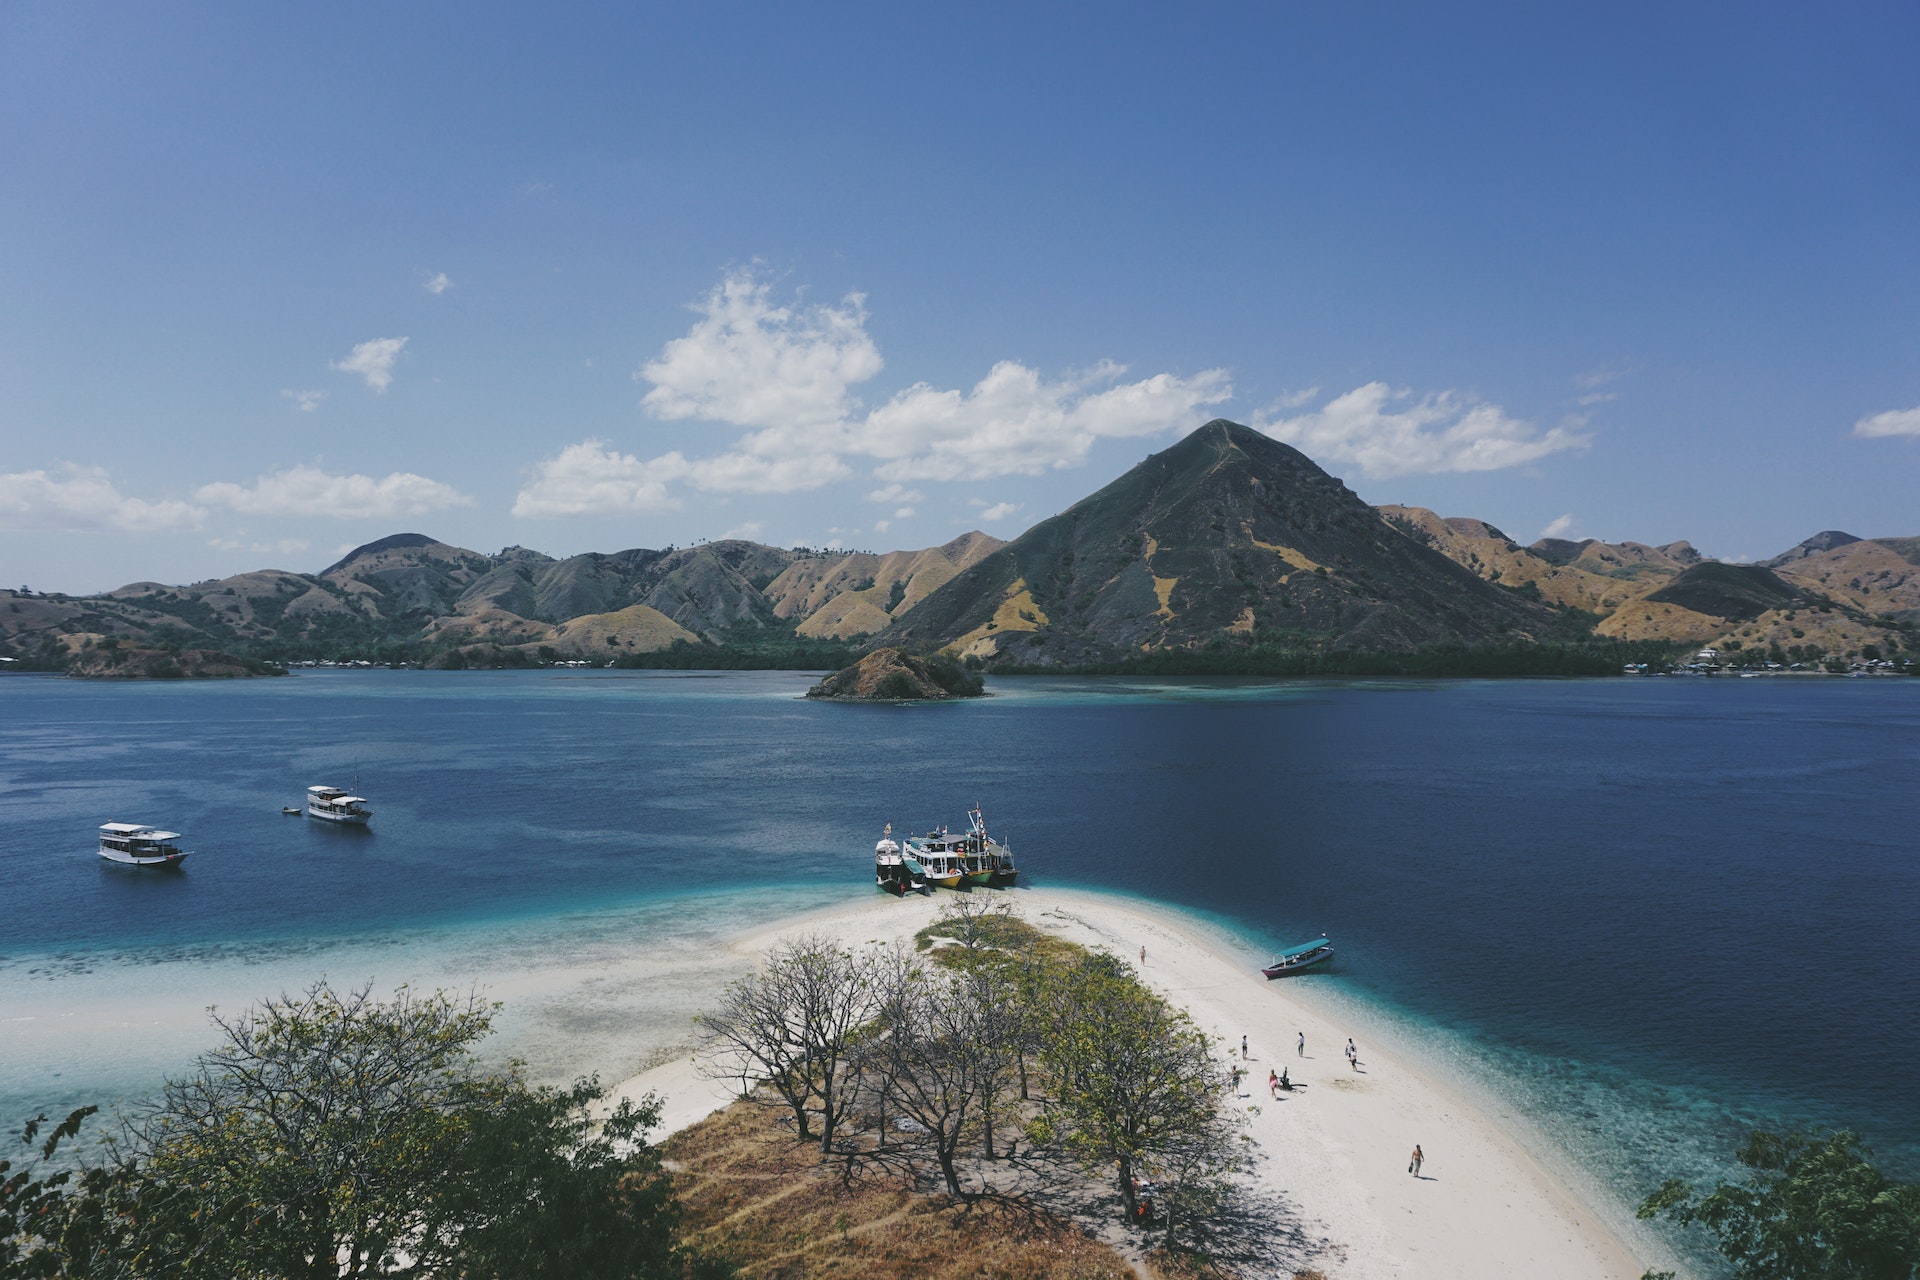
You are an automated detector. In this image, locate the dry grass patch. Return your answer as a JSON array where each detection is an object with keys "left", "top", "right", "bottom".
[{"left": 664, "top": 1099, "right": 1139, "bottom": 1279}]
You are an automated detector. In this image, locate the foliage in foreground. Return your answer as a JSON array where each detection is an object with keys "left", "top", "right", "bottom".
[
  {"left": 3, "top": 982, "right": 723, "bottom": 1279},
  {"left": 1638, "top": 1129, "right": 1920, "bottom": 1280}
]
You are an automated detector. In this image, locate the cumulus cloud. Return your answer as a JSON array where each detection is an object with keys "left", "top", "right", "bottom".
[
  {"left": 331, "top": 337, "right": 409, "bottom": 391},
  {"left": 720, "top": 521, "right": 765, "bottom": 541},
  {"left": 513, "top": 441, "right": 688, "bottom": 517},
  {"left": 196, "top": 466, "right": 471, "bottom": 520},
  {"left": 0, "top": 465, "right": 203, "bottom": 532},
  {"left": 976, "top": 501, "right": 1022, "bottom": 522},
  {"left": 423, "top": 272, "right": 453, "bottom": 295},
  {"left": 1854, "top": 404, "right": 1920, "bottom": 438},
  {"left": 281, "top": 389, "right": 327, "bottom": 412},
  {"left": 210, "top": 537, "right": 310, "bottom": 555},
  {"left": 1539, "top": 513, "right": 1581, "bottom": 540},
  {"left": 860, "top": 359, "right": 1233, "bottom": 483},
  {"left": 1254, "top": 383, "right": 1588, "bottom": 479},
  {"left": 640, "top": 273, "right": 882, "bottom": 430},
  {"left": 515, "top": 271, "right": 1230, "bottom": 517}
]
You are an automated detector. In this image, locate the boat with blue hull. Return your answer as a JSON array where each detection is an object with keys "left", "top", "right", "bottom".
[{"left": 1262, "top": 935, "right": 1334, "bottom": 978}]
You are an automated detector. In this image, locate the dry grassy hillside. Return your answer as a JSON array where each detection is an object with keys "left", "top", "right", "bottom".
[
  {"left": 663, "top": 1101, "right": 1147, "bottom": 1280},
  {"left": 765, "top": 532, "right": 1004, "bottom": 640},
  {"left": 1773, "top": 539, "right": 1920, "bottom": 619},
  {"left": 1387, "top": 507, "right": 1916, "bottom": 661}
]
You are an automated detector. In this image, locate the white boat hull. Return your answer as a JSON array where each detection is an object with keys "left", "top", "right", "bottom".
[
  {"left": 307, "top": 804, "right": 371, "bottom": 824},
  {"left": 97, "top": 848, "right": 188, "bottom": 867}
]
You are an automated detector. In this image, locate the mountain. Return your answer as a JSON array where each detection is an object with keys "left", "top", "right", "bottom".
[
  {"left": 1766, "top": 536, "right": 1920, "bottom": 624},
  {"left": 874, "top": 420, "right": 1557, "bottom": 665},
  {"left": 764, "top": 533, "right": 1003, "bottom": 639},
  {"left": 1758, "top": 530, "right": 1862, "bottom": 567},
  {"left": 1392, "top": 511, "right": 1918, "bottom": 660},
  {"left": 0, "top": 531, "right": 1004, "bottom": 668}
]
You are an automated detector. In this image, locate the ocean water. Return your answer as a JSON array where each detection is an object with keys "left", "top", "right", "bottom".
[{"left": 3, "top": 669, "right": 1917, "bottom": 1263}]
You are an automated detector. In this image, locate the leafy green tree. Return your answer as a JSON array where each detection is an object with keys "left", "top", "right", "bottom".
[
  {"left": 1638, "top": 1129, "right": 1920, "bottom": 1280},
  {"left": 1029, "top": 953, "right": 1230, "bottom": 1223},
  {"left": 2, "top": 1108, "right": 97, "bottom": 1277},
  {"left": 120, "top": 981, "right": 705, "bottom": 1279}
]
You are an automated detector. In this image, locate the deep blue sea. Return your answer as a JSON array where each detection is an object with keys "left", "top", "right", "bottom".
[{"left": 4, "top": 669, "right": 1917, "bottom": 1263}]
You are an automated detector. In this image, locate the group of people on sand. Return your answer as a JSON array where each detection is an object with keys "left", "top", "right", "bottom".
[
  {"left": 1234, "top": 1027, "right": 1425, "bottom": 1179},
  {"left": 1144, "top": 943, "right": 1426, "bottom": 1181}
]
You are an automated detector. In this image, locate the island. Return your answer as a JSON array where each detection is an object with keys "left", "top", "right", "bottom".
[{"left": 804, "top": 646, "right": 985, "bottom": 701}]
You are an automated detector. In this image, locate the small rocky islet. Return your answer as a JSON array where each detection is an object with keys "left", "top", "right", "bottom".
[{"left": 803, "top": 647, "right": 984, "bottom": 701}]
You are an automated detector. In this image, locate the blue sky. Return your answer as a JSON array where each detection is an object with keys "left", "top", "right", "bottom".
[{"left": 4, "top": 2, "right": 1917, "bottom": 592}]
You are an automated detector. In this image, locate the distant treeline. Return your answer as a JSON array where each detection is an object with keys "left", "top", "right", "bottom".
[
  {"left": 990, "top": 639, "right": 1690, "bottom": 679},
  {"left": 611, "top": 638, "right": 861, "bottom": 671}
]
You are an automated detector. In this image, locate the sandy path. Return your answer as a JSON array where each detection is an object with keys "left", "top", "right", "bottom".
[{"left": 609, "top": 886, "right": 1644, "bottom": 1279}]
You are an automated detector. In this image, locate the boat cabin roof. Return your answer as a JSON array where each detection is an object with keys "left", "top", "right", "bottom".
[
  {"left": 1273, "top": 937, "right": 1331, "bottom": 959},
  {"left": 308, "top": 785, "right": 344, "bottom": 795},
  {"left": 100, "top": 823, "right": 178, "bottom": 839},
  {"left": 328, "top": 796, "right": 368, "bottom": 805}
]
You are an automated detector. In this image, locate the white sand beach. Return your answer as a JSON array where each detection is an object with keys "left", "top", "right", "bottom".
[{"left": 612, "top": 886, "right": 1646, "bottom": 1280}]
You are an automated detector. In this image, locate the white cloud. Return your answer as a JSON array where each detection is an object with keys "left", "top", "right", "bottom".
[
  {"left": 1254, "top": 382, "right": 1588, "bottom": 479},
  {"left": 861, "top": 359, "right": 1233, "bottom": 483},
  {"left": 424, "top": 272, "right": 453, "bottom": 295},
  {"left": 892, "top": 506, "right": 917, "bottom": 519},
  {"left": 1854, "top": 404, "right": 1920, "bottom": 438},
  {"left": 281, "top": 389, "right": 327, "bottom": 412},
  {"left": 525, "top": 270, "right": 1232, "bottom": 512},
  {"left": 873, "top": 520, "right": 891, "bottom": 534},
  {"left": 719, "top": 521, "right": 765, "bottom": 541},
  {"left": 640, "top": 272, "right": 881, "bottom": 431},
  {"left": 196, "top": 466, "right": 471, "bottom": 520},
  {"left": 1539, "top": 513, "right": 1581, "bottom": 540},
  {"left": 210, "top": 537, "right": 310, "bottom": 555},
  {"left": 331, "top": 337, "right": 409, "bottom": 392},
  {"left": 0, "top": 465, "right": 203, "bottom": 532},
  {"left": 976, "top": 501, "right": 1022, "bottom": 522},
  {"left": 513, "top": 441, "right": 688, "bottom": 517}
]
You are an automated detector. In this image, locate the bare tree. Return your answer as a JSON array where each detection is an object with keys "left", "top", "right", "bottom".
[
  {"left": 696, "top": 933, "right": 878, "bottom": 1153},
  {"left": 868, "top": 946, "right": 1004, "bottom": 1198}
]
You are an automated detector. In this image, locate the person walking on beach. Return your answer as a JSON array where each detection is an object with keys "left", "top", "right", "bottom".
[
  {"left": 1409, "top": 1144, "right": 1424, "bottom": 1177},
  {"left": 1241, "top": 1035, "right": 1249, "bottom": 1060},
  {"left": 1297, "top": 1031, "right": 1305, "bottom": 1057},
  {"left": 1139, "top": 945, "right": 1146, "bottom": 965},
  {"left": 1346, "top": 1038, "right": 1358, "bottom": 1071},
  {"left": 1268, "top": 1068, "right": 1279, "bottom": 1098}
]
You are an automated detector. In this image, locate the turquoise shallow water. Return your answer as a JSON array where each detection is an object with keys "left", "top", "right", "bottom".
[{"left": 3, "top": 668, "right": 1918, "bottom": 1263}]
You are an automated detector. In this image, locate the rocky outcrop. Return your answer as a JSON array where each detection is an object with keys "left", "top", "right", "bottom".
[{"left": 804, "top": 647, "right": 985, "bottom": 701}]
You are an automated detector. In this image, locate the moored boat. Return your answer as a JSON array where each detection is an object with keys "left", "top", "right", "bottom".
[
  {"left": 96, "top": 823, "right": 189, "bottom": 868},
  {"left": 306, "top": 785, "right": 372, "bottom": 825},
  {"left": 903, "top": 806, "right": 1017, "bottom": 889},
  {"left": 1261, "top": 935, "right": 1334, "bottom": 978},
  {"left": 875, "top": 825, "right": 929, "bottom": 895}
]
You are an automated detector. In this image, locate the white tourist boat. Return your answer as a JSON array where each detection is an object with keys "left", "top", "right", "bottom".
[
  {"left": 96, "top": 823, "right": 189, "bottom": 868},
  {"left": 902, "top": 806, "right": 1017, "bottom": 888},
  {"left": 306, "top": 785, "right": 373, "bottom": 825}
]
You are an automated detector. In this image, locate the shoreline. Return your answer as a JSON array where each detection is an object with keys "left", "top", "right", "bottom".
[{"left": 609, "top": 885, "right": 1649, "bottom": 1280}]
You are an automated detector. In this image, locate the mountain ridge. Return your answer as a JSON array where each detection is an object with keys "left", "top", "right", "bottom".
[{"left": 4, "top": 421, "right": 1915, "bottom": 671}]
